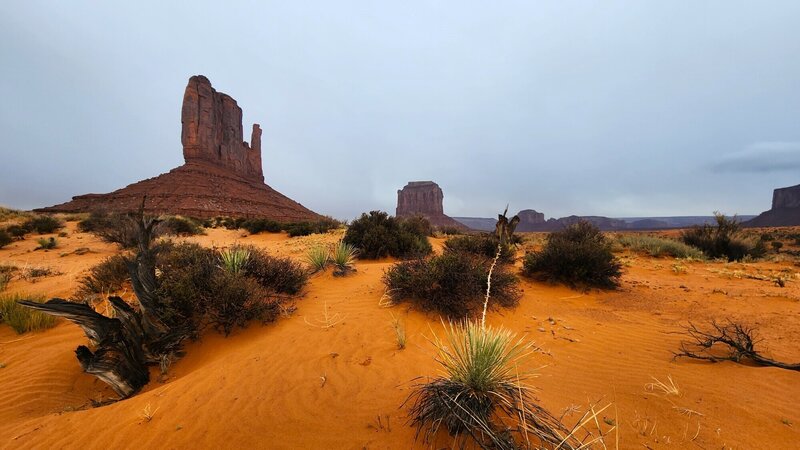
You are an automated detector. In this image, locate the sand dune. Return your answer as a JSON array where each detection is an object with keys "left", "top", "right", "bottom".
[{"left": 1, "top": 223, "right": 799, "bottom": 448}]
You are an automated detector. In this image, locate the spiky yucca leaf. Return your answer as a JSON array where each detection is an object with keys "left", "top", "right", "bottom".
[
  {"left": 331, "top": 241, "right": 358, "bottom": 271},
  {"left": 306, "top": 245, "right": 330, "bottom": 273},
  {"left": 220, "top": 247, "right": 251, "bottom": 275},
  {"left": 433, "top": 319, "right": 531, "bottom": 392}
]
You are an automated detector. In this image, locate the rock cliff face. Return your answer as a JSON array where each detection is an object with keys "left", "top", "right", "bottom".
[
  {"left": 772, "top": 184, "right": 800, "bottom": 210},
  {"left": 396, "top": 181, "right": 466, "bottom": 229},
  {"left": 515, "top": 209, "right": 545, "bottom": 231},
  {"left": 181, "top": 75, "right": 264, "bottom": 181},
  {"left": 745, "top": 183, "right": 800, "bottom": 227},
  {"left": 38, "top": 76, "right": 320, "bottom": 221}
]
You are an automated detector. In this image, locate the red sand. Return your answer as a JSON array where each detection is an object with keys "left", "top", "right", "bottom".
[{"left": 1, "top": 223, "right": 798, "bottom": 449}]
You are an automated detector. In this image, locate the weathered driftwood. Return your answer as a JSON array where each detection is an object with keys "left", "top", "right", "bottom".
[
  {"left": 19, "top": 201, "right": 189, "bottom": 398},
  {"left": 675, "top": 320, "right": 800, "bottom": 371},
  {"left": 494, "top": 207, "right": 520, "bottom": 245},
  {"left": 19, "top": 297, "right": 150, "bottom": 397}
]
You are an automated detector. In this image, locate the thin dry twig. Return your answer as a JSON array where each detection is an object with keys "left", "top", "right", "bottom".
[{"left": 675, "top": 320, "right": 800, "bottom": 371}]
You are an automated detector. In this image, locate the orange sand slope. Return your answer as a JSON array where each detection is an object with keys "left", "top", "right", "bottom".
[{"left": 1, "top": 223, "right": 799, "bottom": 449}]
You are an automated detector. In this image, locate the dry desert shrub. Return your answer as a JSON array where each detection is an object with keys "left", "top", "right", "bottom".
[
  {"left": 523, "top": 221, "right": 622, "bottom": 289},
  {"left": 680, "top": 213, "right": 765, "bottom": 262},
  {"left": 77, "top": 255, "right": 130, "bottom": 297},
  {"left": 444, "top": 233, "right": 516, "bottom": 264},
  {"left": 344, "top": 210, "right": 432, "bottom": 259},
  {"left": 383, "top": 250, "right": 521, "bottom": 319},
  {"left": 0, "top": 229, "right": 12, "bottom": 249},
  {"left": 23, "top": 215, "right": 64, "bottom": 234},
  {"left": 160, "top": 216, "right": 205, "bottom": 236}
]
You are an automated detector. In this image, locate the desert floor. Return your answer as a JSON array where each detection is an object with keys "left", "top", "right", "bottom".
[{"left": 1, "top": 222, "right": 799, "bottom": 449}]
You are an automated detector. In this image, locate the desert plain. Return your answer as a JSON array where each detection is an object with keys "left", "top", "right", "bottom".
[{"left": 0, "top": 219, "right": 798, "bottom": 449}]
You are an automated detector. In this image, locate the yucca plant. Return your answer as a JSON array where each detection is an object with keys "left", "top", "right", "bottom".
[
  {"left": 306, "top": 245, "right": 330, "bottom": 273},
  {"left": 407, "top": 209, "right": 576, "bottom": 449},
  {"left": 219, "top": 247, "right": 251, "bottom": 275},
  {"left": 331, "top": 241, "right": 358, "bottom": 276},
  {"left": 408, "top": 320, "right": 529, "bottom": 436},
  {"left": 408, "top": 320, "right": 577, "bottom": 448}
]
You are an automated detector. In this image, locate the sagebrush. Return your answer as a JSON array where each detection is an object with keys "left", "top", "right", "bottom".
[
  {"left": 384, "top": 250, "right": 520, "bottom": 318},
  {"left": 681, "top": 213, "right": 765, "bottom": 261},
  {"left": 523, "top": 221, "right": 622, "bottom": 289},
  {"left": 344, "top": 211, "right": 432, "bottom": 259}
]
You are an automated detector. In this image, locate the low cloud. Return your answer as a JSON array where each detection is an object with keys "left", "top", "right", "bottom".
[{"left": 711, "top": 142, "right": 800, "bottom": 173}]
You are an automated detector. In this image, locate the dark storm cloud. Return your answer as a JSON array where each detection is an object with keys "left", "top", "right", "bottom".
[
  {"left": 1, "top": 1, "right": 799, "bottom": 220},
  {"left": 711, "top": 142, "right": 800, "bottom": 173}
]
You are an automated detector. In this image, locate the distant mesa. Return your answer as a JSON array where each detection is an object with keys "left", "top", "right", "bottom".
[
  {"left": 396, "top": 181, "right": 466, "bottom": 229},
  {"left": 745, "top": 183, "right": 800, "bottom": 227},
  {"left": 515, "top": 211, "right": 628, "bottom": 232},
  {"left": 453, "top": 211, "right": 750, "bottom": 232},
  {"left": 38, "top": 75, "right": 321, "bottom": 221}
]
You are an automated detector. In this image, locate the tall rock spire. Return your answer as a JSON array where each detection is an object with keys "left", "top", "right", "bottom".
[{"left": 180, "top": 75, "right": 264, "bottom": 181}]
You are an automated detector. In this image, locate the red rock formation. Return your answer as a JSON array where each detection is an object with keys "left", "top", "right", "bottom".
[
  {"left": 396, "top": 181, "right": 466, "bottom": 229},
  {"left": 38, "top": 76, "right": 320, "bottom": 221},
  {"left": 745, "top": 183, "right": 800, "bottom": 227},
  {"left": 772, "top": 184, "right": 800, "bottom": 210},
  {"left": 515, "top": 209, "right": 545, "bottom": 231},
  {"left": 181, "top": 75, "right": 264, "bottom": 181}
]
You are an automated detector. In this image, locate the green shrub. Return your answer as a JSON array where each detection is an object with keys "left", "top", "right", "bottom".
[
  {"left": 0, "top": 294, "right": 59, "bottom": 334},
  {"left": 5, "top": 225, "right": 27, "bottom": 239},
  {"left": 161, "top": 216, "right": 204, "bottom": 236},
  {"left": 284, "top": 217, "right": 340, "bottom": 237},
  {"left": 205, "top": 271, "right": 273, "bottom": 336},
  {"left": 241, "top": 218, "right": 282, "bottom": 234},
  {"left": 221, "top": 217, "right": 246, "bottom": 230},
  {"left": 680, "top": 213, "right": 765, "bottom": 262},
  {"left": 617, "top": 235, "right": 704, "bottom": 259},
  {"left": 77, "top": 255, "right": 130, "bottom": 296},
  {"left": 522, "top": 221, "right": 622, "bottom": 289},
  {"left": 400, "top": 215, "right": 433, "bottom": 237},
  {"left": 23, "top": 215, "right": 64, "bottom": 234},
  {"left": 384, "top": 250, "right": 520, "bottom": 318},
  {"left": 244, "top": 246, "right": 308, "bottom": 295},
  {"left": 772, "top": 241, "right": 784, "bottom": 252},
  {"left": 153, "top": 242, "right": 219, "bottom": 331},
  {"left": 0, "top": 230, "right": 12, "bottom": 248},
  {"left": 151, "top": 242, "right": 307, "bottom": 336},
  {"left": 344, "top": 211, "right": 432, "bottom": 259},
  {"left": 444, "top": 234, "right": 515, "bottom": 264},
  {"left": 36, "top": 237, "right": 57, "bottom": 250}
]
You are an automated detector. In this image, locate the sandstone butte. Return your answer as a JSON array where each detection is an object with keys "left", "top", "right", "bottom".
[
  {"left": 746, "top": 183, "right": 800, "bottom": 227},
  {"left": 395, "top": 181, "right": 467, "bottom": 229},
  {"left": 37, "top": 75, "right": 321, "bottom": 222}
]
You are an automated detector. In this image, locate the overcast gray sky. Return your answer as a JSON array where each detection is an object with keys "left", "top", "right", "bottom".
[{"left": 1, "top": 1, "right": 799, "bottom": 220}]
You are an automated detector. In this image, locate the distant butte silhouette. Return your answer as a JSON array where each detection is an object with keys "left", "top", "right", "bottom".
[
  {"left": 746, "top": 183, "right": 800, "bottom": 227},
  {"left": 396, "top": 181, "right": 466, "bottom": 229},
  {"left": 38, "top": 75, "right": 321, "bottom": 221}
]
